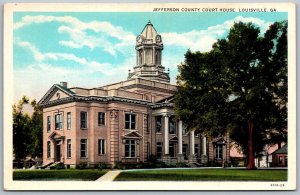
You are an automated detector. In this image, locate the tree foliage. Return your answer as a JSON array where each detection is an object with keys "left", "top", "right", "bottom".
[
  {"left": 13, "top": 96, "right": 43, "bottom": 161},
  {"left": 175, "top": 21, "right": 287, "bottom": 169}
]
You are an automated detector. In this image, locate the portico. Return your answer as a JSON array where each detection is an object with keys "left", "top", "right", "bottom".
[{"left": 151, "top": 106, "right": 199, "bottom": 164}]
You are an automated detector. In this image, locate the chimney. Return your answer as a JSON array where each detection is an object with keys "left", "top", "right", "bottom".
[{"left": 60, "top": 82, "right": 68, "bottom": 88}]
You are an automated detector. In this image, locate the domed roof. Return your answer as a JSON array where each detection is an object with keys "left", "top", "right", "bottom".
[{"left": 140, "top": 20, "right": 159, "bottom": 42}]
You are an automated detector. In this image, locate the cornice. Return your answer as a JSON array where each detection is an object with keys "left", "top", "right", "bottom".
[{"left": 40, "top": 95, "right": 156, "bottom": 108}]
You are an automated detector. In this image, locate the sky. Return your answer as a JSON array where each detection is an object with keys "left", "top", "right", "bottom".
[{"left": 13, "top": 11, "right": 287, "bottom": 102}]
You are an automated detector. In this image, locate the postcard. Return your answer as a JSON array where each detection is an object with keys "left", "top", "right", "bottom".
[{"left": 3, "top": 3, "right": 296, "bottom": 190}]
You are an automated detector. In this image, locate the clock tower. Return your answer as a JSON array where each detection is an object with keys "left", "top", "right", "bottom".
[{"left": 128, "top": 21, "right": 170, "bottom": 83}]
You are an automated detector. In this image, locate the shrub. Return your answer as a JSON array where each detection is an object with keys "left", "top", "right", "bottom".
[
  {"left": 54, "top": 163, "right": 65, "bottom": 169},
  {"left": 95, "top": 162, "right": 109, "bottom": 170},
  {"left": 135, "top": 162, "right": 145, "bottom": 169},
  {"left": 176, "top": 162, "right": 188, "bottom": 167},
  {"left": 155, "top": 161, "right": 167, "bottom": 168},
  {"left": 231, "top": 161, "right": 239, "bottom": 167},
  {"left": 76, "top": 161, "right": 88, "bottom": 169},
  {"left": 113, "top": 161, "right": 125, "bottom": 170}
]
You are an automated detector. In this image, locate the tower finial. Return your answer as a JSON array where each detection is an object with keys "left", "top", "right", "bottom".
[{"left": 148, "top": 20, "right": 152, "bottom": 24}]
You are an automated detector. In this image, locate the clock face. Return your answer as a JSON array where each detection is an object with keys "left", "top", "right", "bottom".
[
  {"left": 156, "top": 35, "right": 161, "bottom": 43},
  {"left": 136, "top": 35, "right": 143, "bottom": 44}
]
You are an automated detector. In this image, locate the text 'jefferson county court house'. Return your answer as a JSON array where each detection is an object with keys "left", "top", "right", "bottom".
[{"left": 39, "top": 21, "right": 230, "bottom": 167}]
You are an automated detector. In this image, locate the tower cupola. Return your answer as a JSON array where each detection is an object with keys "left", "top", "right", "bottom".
[{"left": 128, "top": 21, "right": 170, "bottom": 83}]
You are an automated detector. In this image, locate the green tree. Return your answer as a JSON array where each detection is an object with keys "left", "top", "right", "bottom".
[
  {"left": 13, "top": 96, "right": 43, "bottom": 162},
  {"left": 28, "top": 99, "right": 43, "bottom": 157},
  {"left": 13, "top": 96, "right": 31, "bottom": 160},
  {"left": 175, "top": 21, "right": 287, "bottom": 169}
]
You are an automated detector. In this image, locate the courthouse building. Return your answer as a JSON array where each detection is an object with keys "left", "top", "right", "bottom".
[{"left": 39, "top": 21, "right": 230, "bottom": 167}]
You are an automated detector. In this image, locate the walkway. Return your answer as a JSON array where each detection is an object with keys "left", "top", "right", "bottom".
[{"left": 96, "top": 170, "right": 122, "bottom": 181}]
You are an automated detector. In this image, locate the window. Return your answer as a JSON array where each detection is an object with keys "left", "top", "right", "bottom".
[
  {"left": 47, "top": 141, "right": 51, "bottom": 158},
  {"left": 47, "top": 116, "right": 51, "bottom": 132},
  {"left": 285, "top": 156, "right": 288, "bottom": 166},
  {"left": 279, "top": 156, "right": 283, "bottom": 165},
  {"left": 80, "top": 139, "right": 87, "bottom": 158},
  {"left": 183, "top": 144, "right": 188, "bottom": 160},
  {"left": 156, "top": 142, "right": 162, "bottom": 159},
  {"left": 98, "top": 112, "right": 105, "bottom": 125},
  {"left": 195, "top": 144, "right": 199, "bottom": 158},
  {"left": 67, "top": 139, "right": 71, "bottom": 158},
  {"left": 55, "top": 114, "right": 63, "bottom": 130},
  {"left": 67, "top": 112, "right": 71, "bottom": 129},
  {"left": 125, "top": 139, "right": 136, "bottom": 157},
  {"left": 182, "top": 123, "right": 187, "bottom": 135},
  {"left": 215, "top": 145, "right": 223, "bottom": 159},
  {"left": 155, "top": 116, "right": 162, "bottom": 133},
  {"left": 169, "top": 143, "right": 175, "bottom": 157},
  {"left": 169, "top": 117, "right": 176, "bottom": 134},
  {"left": 98, "top": 139, "right": 105, "bottom": 155},
  {"left": 80, "top": 112, "right": 87, "bottom": 129},
  {"left": 125, "top": 113, "right": 136, "bottom": 129}
]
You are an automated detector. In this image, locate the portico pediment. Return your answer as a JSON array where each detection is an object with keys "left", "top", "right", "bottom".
[
  {"left": 169, "top": 136, "right": 178, "bottom": 142},
  {"left": 122, "top": 131, "right": 143, "bottom": 139},
  {"left": 49, "top": 131, "right": 65, "bottom": 141},
  {"left": 213, "top": 137, "right": 227, "bottom": 145}
]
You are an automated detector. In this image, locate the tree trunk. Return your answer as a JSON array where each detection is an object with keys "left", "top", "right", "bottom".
[{"left": 247, "top": 120, "right": 255, "bottom": 169}]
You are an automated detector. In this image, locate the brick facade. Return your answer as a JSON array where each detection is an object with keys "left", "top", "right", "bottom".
[{"left": 39, "top": 21, "right": 230, "bottom": 167}]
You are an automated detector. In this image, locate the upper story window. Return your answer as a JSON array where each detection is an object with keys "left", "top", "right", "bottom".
[
  {"left": 47, "top": 116, "right": 51, "bottom": 132},
  {"left": 169, "top": 117, "right": 176, "bottom": 134},
  {"left": 67, "top": 112, "right": 71, "bottom": 129},
  {"left": 98, "top": 112, "right": 105, "bottom": 126},
  {"left": 55, "top": 114, "right": 63, "bottom": 130},
  {"left": 80, "top": 112, "right": 87, "bottom": 129},
  {"left": 155, "top": 116, "right": 162, "bottom": 133},
  {"left": 125, "top": 113, "right": 136, "bottom": 130}
]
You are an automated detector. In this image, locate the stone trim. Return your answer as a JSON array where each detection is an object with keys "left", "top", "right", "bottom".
[{"left": 40, "top": 95, "right": 154, "bottom": 108}]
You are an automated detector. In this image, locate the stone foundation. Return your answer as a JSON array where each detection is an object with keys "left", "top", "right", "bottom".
[
  {"left": 177, "top": 154, "right": 184, "bottom": 163},
  {"left": 200, "top": 155, "right": 208, "bottom": 164},
  {"left": 188, "top": 155, "right": 197, "bottom": 163},
  {"left": 162, "top": 155, "right": 171, "bottom": 164}
]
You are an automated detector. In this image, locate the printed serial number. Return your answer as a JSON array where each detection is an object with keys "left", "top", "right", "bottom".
[{"left": 270, "top": 184, "right": 285, "bottom": 187}]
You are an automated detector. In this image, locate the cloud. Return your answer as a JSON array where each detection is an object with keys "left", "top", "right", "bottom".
[
  {"left": 17, "top": 41, "right": 114, "bottom": 74},
  {"left": 15, "top": 15, "right": 136, "bottom": 56},
  {"left": 13, "top": 14, "right": 274, "bottom": 102},
  {"left": 161, "top": 16, "right": 272, "bottom": 52}
]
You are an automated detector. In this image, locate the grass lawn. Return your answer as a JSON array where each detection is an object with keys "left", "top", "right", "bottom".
[
  {"left": 13, "top": 169, "right": 107, "bottom": 181},
  {"left": 115, "top": 169, "right": 287, "bottom": 181}
]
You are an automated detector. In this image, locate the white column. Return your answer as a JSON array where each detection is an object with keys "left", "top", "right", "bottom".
[
  {"left": 178, "top": 120, "right": 183, "bottom": 155},
  {"left": 202, "top": 136, "right": 207, "bottom": 156},
  {"left": 164, "top": 115, "right": 169, "bottom": 155},
  {"left": 190, "top": 130, "right": 195, "bottom": 155}
]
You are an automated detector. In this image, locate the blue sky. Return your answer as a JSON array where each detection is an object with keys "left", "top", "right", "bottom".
[{"left": 13, "top": 12, "right": 287, "bottom": 102}]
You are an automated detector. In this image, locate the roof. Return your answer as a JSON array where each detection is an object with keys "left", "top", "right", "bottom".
[
  {"left": 38, "top": 83, "right": 75, "bottom": 105},
  {"left": 141, "top": 20, "right": 158, "bottom": 42},
  {"left": 156, "top": 95, "right": 175, "bottom": 103},
  {"left": 58, "top": 84, "right": 75, "bottom": 95},
  {"left": 272, "top": 144, "right": 287, "bottom": 154}
]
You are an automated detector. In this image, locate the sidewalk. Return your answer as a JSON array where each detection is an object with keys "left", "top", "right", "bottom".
[{"left": 96, "top": 170, "right": 122, "bottom": 181}]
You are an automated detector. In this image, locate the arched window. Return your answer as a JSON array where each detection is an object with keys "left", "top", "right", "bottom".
[{"left": 139, "top": 50, "right": 143, "bottom": 65}]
